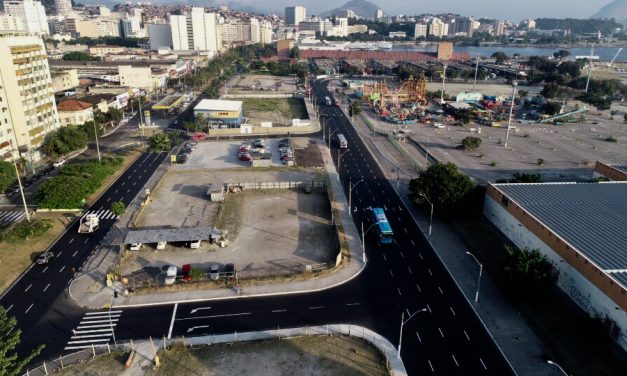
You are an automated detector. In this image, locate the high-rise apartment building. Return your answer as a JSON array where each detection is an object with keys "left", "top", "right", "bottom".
[
  {"left": 0, "top": 32, "right": 60, "bottom": 161},
  {"left": 414, "top": 23, "right": 427, "bottom": 38},
  {"left": 285, "top": 6, "right": 306, "bottom": 26},
  {"left": 495, "top": 20, "right": 505, "bottom": 36},
  {"left": 169, "top": 8, "right": 220, "bottom": 54},
  {"left": 427, "top": 18, "right": 448, "bottom": 38},
  {"left": 54, "top": 0, "right": 71, "bottom": 17},
  {"left": 3, "top": 0, "right": 49, "bottom": 35},
  {"left": 0, "top": 14, "right": 24, "bottom": 32},
  {"left": 453, "top": 17, "right": 474, "bottom": 37},
  {"left": 374, "top": 9, "right": 383, "bottom": 21}
]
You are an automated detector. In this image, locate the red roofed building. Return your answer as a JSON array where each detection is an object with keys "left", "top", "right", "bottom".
[{"left": 56, "top": 99, "right": 94, "bottom": 126}]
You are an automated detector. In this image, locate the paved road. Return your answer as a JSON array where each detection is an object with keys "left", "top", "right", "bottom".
[{"left": 1, "top": 81, "right": 515, "bottom": 375}]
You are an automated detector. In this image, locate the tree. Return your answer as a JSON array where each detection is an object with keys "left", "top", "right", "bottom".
[
  {"left": 553, "top": 49, "right": 571, "bottom": 59},
  {"left": 504, "top": 246, "right": 558, "bottom": 300},
  {"left": 0, "top": 161, "right": 16, "bottom": 193},
  {"left": 349, "top": 101, "right": 362, "bottom": 117},
  {"left": 62, "top": 51, "right": 93, "bottom": 61},
  {"left": 41, "top": 125, "right": 88, "bottom": 158},
  {"left": 540, "top": 102, "right": 562, "bottom": 115},
  {"left": 79, "top": 121, "right": 104, "bottom": 140},
  {"left": 408, "top": 162, "right": 474, "bottom": 217},
  {"left": 289, "top": 46, "right": 300, "bottom": 59},
  {"left": 510, "top": 172, "right": 542, "bottom": 183},
  {"left": 147, "top": 133, "right": 171, "bottom": 152},
  {"left": 0, "top": 306, "right": 44, "bottom": 375},
  {"left": 459, "top": 136, "right": 482, "bottom": 151},
  {"left": 491, "top": 51, "right": 509, "bottom": 65},
  {"left": 111, "top": 201, "right": 125, "bottom": 216}
]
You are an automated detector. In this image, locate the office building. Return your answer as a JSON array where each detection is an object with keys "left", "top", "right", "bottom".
[
  {"left": 484, "top": 182, "right": 627, "bottom": 352},
  {"left": 54, "top": 0, "right": 71, "bottom": 17},
  {"left": 148, "top": 23, "right": 173, "bottom": 50},
  {"left": 169, "top": 8, "right": 220, "bottom": 54},
  {"left": 414, "top": 23, "right": 427, "bottom": 38},
  {"left": 374, "top": 9, "right": 383, "bottom": 21},
  {"left": 0, "top": 32, "right": 60, "bottom": 162},
  {"left": 285, "top": 6, "right": 306, "bottom": 26},
  {"left": 0, "top": 14, "right": 24, "bottom": 32},
  {"left": 3, "top": 0, "right": 49, "bottom": 35}
]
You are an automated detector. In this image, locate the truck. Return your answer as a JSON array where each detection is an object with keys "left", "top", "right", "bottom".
[
  {"left": 78, "top": 213, "right": 99, "bottom": 234},
  {"left": 324, "top": 96, "right": 332, "bottom": 106}
]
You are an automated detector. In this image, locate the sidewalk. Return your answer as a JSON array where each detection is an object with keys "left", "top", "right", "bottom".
[
  {"left": 346, "top": 107, "right": 550, "bottom": 376},
  {"left": 69, "top": 139, "right": 365, "bottom": 309}
]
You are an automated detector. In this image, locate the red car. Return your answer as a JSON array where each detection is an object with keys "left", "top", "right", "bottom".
[
  {"left": 239, "top": 153, "right": 251, "bottom": 161},
  {"left": 182, "top": 264, "right": 191, "bottom": 282}
]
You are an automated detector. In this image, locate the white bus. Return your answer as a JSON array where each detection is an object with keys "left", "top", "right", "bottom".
[{"left": 337, "top": 133, "right": 348, "bottom": 149}]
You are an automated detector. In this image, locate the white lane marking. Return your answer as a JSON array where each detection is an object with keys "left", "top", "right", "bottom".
[
  {"left": 408, "top": 266, "right": 412, "bottom": 274},
  {"left": 25, "top": 303, "right": 34, "bottom": 314},
  {"left": 416, "top": 283, "right": 421, "bottom": 292},
  {"left": 77, "top": 323, "right": 115, "bottom": 329},
  {"left": 452, "top": 354, "right": 459, "bottom": 367},
  {"left": 80, "top": 318, "right": 119, "bottom": 325},
  {"left": 59, "top": 266, "right": 65, "bottom": 273},
  {"left": 167, "top": 303, "right": 178, "bottom": 340},
  {"left": 382, "top": 254, "right": 387, "bottom": 261},
  {"left": 272, "top": 309, "right": 287, "bottom": 313},
  {"left": 6, "top": 304, "right": 13, "bottom": 313},
  {"left": 86, "top": 310, "right": 123, "bottom": 315},
  {"left": 346, "top": 303, "right": 360, "bottom": 306},
  {"left": 397, "top": 288, "right": 402, "bottom": 296},
  {"left": 416, "top": 331, "right": 422, "bottom": 342},
  {"left": 428, "top": 268, "right": 432, "bottom": 276},
  {"left": 438, "top": 286, "right": 444, "bottom": 294},
  {"left": 42, "top": 266, "right": 48, "bottom": 273},
  {"left": 43, "top": 283, "right": 51, "bottom": 292},
  {"left": 74, "top": 328, "right": 114, "bottom": 334},
  {"left": 450, "top": 307, "right": 456, "bottom": 316},
  {"left": 56, "top": 251, "right": 62, "bottom": 257},
  {"left": 480, "top": 358, "right": 487, "bottom": 370},
  {"left": 84, "top": 239, "right": 89, "bottom": 244},
  {"left": 67, "top": 338, "right": 111, "bottom": 345},
  {"left": 69, "top": 238, "right": 74, "bottom": 244},
  {"left": 400, "top": 251, "right": 404, "bottom": 258},
  {"left": 71, "top": 333, "right": 113, "bottom": 339},
  {"left": 419, "top": 253, "right": 423, "bottom": 260},
  {"left": 65, "top": 344, "right": 110, "bottom": 350},
  {"left": 438, "top": 327, "right": 444, "bottom": 338},
  {"left": 309, "top": 306, "right": 324, "bottom": 310},
  {"left": 176, "top": 312, "right": 252, "bottom": 321},
  {"left": 427, "top": 304, "right": 432, "bottom": 313},
  {"left": 389, "top": 270, "right": 394, "bottom": 277},
  {"left": 428, "top": 360, "right": 434, "bottom": 372},
  {"left": 190, "top": 307, "right": 212, "bottom": 315},
  {"left": 403, "top": 228, "right": 408, "bottom": 234},
  {"left": 464, "top": 330, "right": 470, "bottom": 341},
  {"left": 72, "top": 251, "right": 78, "bottom": 257},
  {"left": 397, "top": 218, "right": 402, "bottom": 223},
  {"left": 411, "top": 240, "right": 415, "bottom": 246},
  {"left": 25, "top": 284, "right": 32, "bottom": 292}
]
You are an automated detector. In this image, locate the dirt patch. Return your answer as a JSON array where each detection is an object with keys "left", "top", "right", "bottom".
[
  {"left": 243, "top": 98, "right": 308, "bottom": 127},
  {"left": 54, "top": 352, "right": 129, "bottom": 376},
  {"left": 294, "top": 138, "right": 325, "bottom": 169},
  {"left": 152, "top": 336, "right": 389, "bottom": 376}
]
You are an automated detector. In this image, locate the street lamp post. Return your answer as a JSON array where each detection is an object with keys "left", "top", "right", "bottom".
[
  {"left": 440, "top": 64, "right": 447, "bottom": 104},
  {"left": 397, "top": 308, "right": 428, "bottom": 359},
  {"left": 361, "top": 221, "right": 378, "bottom": 263},
  {"left": 12, "top": 151, "right": 30, "bottom": 222},
  {"left": 466, "top": 251, "right": 483, "bottom": 303},
  {"left": 504, "top": 81, "right": 518, "bottom": 148},
  {"left": 349, "top": 179, "right": 365, "bottom": 216},
  {"left": 419, "top": 193, "right": 433, "bottom": 236},
  {"left": 93, "top": 118, "right": 101, "bottom": 162},
  {"left": 473, "top": 54, "right": 480, "bottom": 90},
  {"left": 546, "top": 360, "right": 569, "bottom": 376}
]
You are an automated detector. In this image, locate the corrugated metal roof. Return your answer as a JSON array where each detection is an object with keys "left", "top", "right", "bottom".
[
  {"left": 124, "top": 227, "right": 223, "bottom": 244},
  {"left": 611, "top": 272, "right": 627, "bottom": 289},
  {"left": 494, "top": 182, "right": 627, "bottom": 274},
  {"left": 194, "top": 99, "right": 242, "bottom": 112},
  {"left": 617, "top": 166, "right": 627, "bottom": 174}
]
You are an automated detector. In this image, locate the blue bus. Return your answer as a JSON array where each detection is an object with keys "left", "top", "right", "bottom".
[{"left": 371, "top": 207, "right": 393, "bottom": 244}]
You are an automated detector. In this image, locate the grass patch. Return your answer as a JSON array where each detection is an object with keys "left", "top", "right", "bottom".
[
  {"left": 55, "top": 352, "right": 129, "bottom": 376},
  {"left": 0, "top": 215, "right": 72, "bottom": 293},
  {"left": 153, "top": 335, "right": 388, "bottom": 376},
  {"left": 243, "top": 98, "right": 308, "bottom": 120}
]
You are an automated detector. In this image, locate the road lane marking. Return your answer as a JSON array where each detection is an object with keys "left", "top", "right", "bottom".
[
  {"left": 480, "top": 358, "right": 487, "bottom": 370},
  {"left": 167, "top": 303, "right": 178, "bottom": 340},
  {"left": 428, "top": 268, "right": 432, "bottom": 276},
  {"left": 464, "top": 330, "right": 470, "bottom": 341},
  {"left": 438, "top": 327, "right": 444, "bottom": 338},
  {"left": 400, "top": 251, "right": 404, "bottom": 258},
  {"left": 43, "top": 283, "right": 51, "bottom": 292},
  {"left": 190, "top": 307, "right": 212, "bottom": 314},
  {"left": 427, "top": 304, "right": 432, "bottom": 313},
  {"left": 69, "top": 238, "right": 74, "bottom": 244},
  {"left": 56, "top": 251, "right": 62, "bottom": 257},
  {"left": 449, "top": 307, "right": 456, "bottom": 316},
  {"left": 59, "top": 266, "right": 65, "bottom": 273},
  {"left": 71, "top": 333, "right": 112, "bottom": 339},
  {"left": 42, "top": 266, "right": 48, "bottom": 273},
  {"left": 411, "top": 240, "right": 415, "bottom": 246},
  {"left": 74, "top": 328, "right": 114, "bottom": 334},
  {"left": 187, "top": 325, "right": 209, "bottom": 333},
  {"left": 419, "top": 253, "right": 423, "bottom": 260},
  {"left": 25, "top": 303, "right": 34, "bottom": 314},
  {"left": 408, "top": 266, "right": 412, "bottom": 274},
  {"left": 272, "top": 309, "right": 287, "bottom": 313},
  {"left": 72, "top": 251, "right": 78, "bottom": 257},
  {"left": 309, "top": 306, "right": 324, "bottom": 310},
  {"left": 428, "top": 360, "right": 434, "bottom": 372},
  {"left": 84, "top": 239, "right": 89, "bottom": 244},
  {"left": 389, "top": 270, "right": 394, "bottom": 277},
  {"left": 452, "top": 354, "right": 459, "bottom": 367},
  {"left": 67, "top": 338, "right": 111, "bottom": 345},
  {"left": 25, "top": 284, "right": 32, "bottom": 292},
  {"left": 416, "top": 331, "right": 422, "bottom": 342},
  {"left": 6, "top": 304, "right": 13, "bottom": 313},
  {"left": 403, "top": 228, "right": 408, "bottom": 234},
  {"left": 175, "top": 312, "right": 251, "bottom": 321},
  {"left": 438, "top": 286, "right": 444, "bottom": 294},
  {"left": 80, "top": 318, "right": 119, "bottom": 324},
  {"left": 77, "top": 323, "right": 115, "bottom": 329},
  {"left": 346, "top": 303, "right": 360, "bottom": 306},
  {"left": 397, "top": 288, "right": 402, "bottom": 296},
  {"left": 382, "top": 254, "right": 387, "bottom": 261},
  {"left": 416, "top": 283, "right": 421, "bottom": 292}
]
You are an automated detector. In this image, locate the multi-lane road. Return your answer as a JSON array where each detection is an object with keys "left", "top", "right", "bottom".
[{"left": 1, "top": 80, "right": 515, "bottom": 375}]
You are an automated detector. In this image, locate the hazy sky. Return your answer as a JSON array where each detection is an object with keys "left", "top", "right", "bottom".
[{"left": 235, "top": 0, "right": 615, "bottom": 21}]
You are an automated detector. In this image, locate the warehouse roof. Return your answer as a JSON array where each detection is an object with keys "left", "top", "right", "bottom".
[
  {"left": 124, "top": 227, "right": 223, "bottom": 244},
  {"left": 493, "top": 182, "right": 627, "bottom": 279},
  {"left": 194, "top": 99, "right": 242, "bottom": 112}
]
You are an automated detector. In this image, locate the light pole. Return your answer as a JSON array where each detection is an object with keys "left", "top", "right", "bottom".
[
  {"left": 504, "top": 81, "right": 517, "bottom": 148},
  {"left": 440, "top": 64, "right": 447, "bottom": 104},
  {"left": 109, "top": 294, "right": 117, "bottom": 347},
  {"left": 93, "top": 117, "right": 101, "bottom": 162},
  {"left": 473, "top": 54, "right": 480, "bottom": 90},
  {"left": 466, "top": 251, "right": 483, "bottom": 303},
  {"left": 337, "top": 148, "right": 349, "bottom": 175},
  {"left": 397, "top": 308, "right": 428, "bottom": 358},
  {"left": 419, "top": 193, "right": 433, "bottom": 236},
  {"left": 585, "top": 44, "right": 594, "bottom": 93},
  {"left": 547, "top": 360, "right": 569, "bottom": 376},
  {"left": 328, "top": 129, "right": 338, "bottom": 149},
  {"left": 349, "top": 179, "right": 365, "bottom": 216},
  {"left": 361, "top": 221, "right": 377, "bottom": 263}
]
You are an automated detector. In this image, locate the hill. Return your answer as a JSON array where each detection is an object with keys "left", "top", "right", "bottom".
[
  {"left": 592, "top": 0, "right": 627, "bottom": 26},
  {"left": 319, "top": 0, "right": 383, "bottom": 19}
]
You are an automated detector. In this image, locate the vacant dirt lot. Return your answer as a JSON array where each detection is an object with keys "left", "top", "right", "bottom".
[
  {"left": 152, "top": 336, "right": 389, "bottom": 376},
  {"left": 230, "top": 74, "right": 298, "bottom": 94}
]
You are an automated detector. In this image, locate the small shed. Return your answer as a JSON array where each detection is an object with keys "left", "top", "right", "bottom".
[{"left": 207, "top": 184, "right": 225, "bottom": 201}]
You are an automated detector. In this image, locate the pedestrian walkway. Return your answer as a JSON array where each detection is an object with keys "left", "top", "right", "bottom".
[
  {"left": 81, "top": 209, "right": 119, "bottom": 221},
  {"left": 65, "top": 310, "right": 122, "bottom": 351},
  {"left": 0, "top": 210, "right": 29, "bottom": 222}
]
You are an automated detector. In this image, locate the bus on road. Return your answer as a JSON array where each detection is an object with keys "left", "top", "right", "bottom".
[
  {"left": 324, "top": 96, "right": 332, "bottom": 106},
  {"left": 337, "top": 133, "right": 348, "bottom": 149},
  {"left": 371, "top": 208, "right": 393, "bottom": 244}
]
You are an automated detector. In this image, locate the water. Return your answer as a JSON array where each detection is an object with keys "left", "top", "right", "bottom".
[{"left": 393, "top": 45, "right": 625, "bottom": 62}]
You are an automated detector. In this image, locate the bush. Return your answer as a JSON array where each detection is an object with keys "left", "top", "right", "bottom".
[
  {"left": 537, "top": 158, "right": 545, "bottom": 165},
  {"left": 41, "top": 125, "right": 88, "bottom": 158},
  {"left": 189, "top": 267, "right": 205, "bottom": 282},
  {"left": 0, "top": 219, "right": 53, "bottom": 243},
  {"left": 0, "top": 161, "right": 16, "bottom": 193},
  {"left": 111, "top": 201, "right": 126, "bottom": 216},
  {"left": 35, "top": 157, "right": 122, "bottom": 209},
  {"left": 504, "top": 246, "right": 558, "bottom": 301},
  {"left": 459, "top": 136, "right": 482, "bottom": 151},
  {"left": 605, "top": 135, "right": 617, "bottom": 143}
]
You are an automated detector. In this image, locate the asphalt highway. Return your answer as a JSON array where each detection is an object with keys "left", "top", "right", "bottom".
[{"left": 1, "top": 80, "right": 515, "bottom": 375}]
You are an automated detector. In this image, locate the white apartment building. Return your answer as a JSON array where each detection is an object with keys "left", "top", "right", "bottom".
[
  {"left": 3, "top": 0, "right": 49, "bottom": 35},
  {"left": 170, "top": 15, "right": 189, "bottom": 50},
  {"left": 169, "top": 8, "right": 220, "bottom": 55},
  {"left": 414, "top": 23, "right": 427, "bottom": 38},
  {"left": 249, "top": 18, "right": 272, "bottom": 44},
  {"left": 428, "top": 18, "right": 448, "bottom": 38},
  {"left": 54, "top": 0, "right": 71, "bottom": 17},
  {"left": 374, "top": 9, "right": 383, "bottom": 20},
  {"left": 0, "top": 14, "right": 24, "bottom": 32},
  {"left": 285, "top": 6, "right": 306, "bottom": 26},
  {"left": 118, "top": 65, "right": 166, "bottom": 93},
  {"left": 495, "top": 20, "right": 506, "bottom": 36},
  {"left": 0, "top": 32, "right": 60, "bottom": 162}
]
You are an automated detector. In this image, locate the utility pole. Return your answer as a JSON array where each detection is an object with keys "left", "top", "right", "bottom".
[
  {"left": 440, "top": 64, "right": 447, "bottom": 104},
  {"left": 585, "top": 44, "right": 594, "bottom": 93},
  {"left": 504, "top": 81, "right": 517, "bottom": 148},
  {"left": 473, "top": 55, "right": 480, "bottom": 91},
  {"left": 93, "top": 118, "right": 101, "bottom": 162}
]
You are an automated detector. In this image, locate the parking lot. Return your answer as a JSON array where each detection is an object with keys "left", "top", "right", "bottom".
[{"left": 175, "top": 140, "right": 290, "bottom": 169}]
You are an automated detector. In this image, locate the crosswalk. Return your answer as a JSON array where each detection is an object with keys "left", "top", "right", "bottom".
[
  {"left": 81, "top": 209, "right": 119, "bottom": 220},
  {"left": 0, "top": 211, "right": 29, "bottom": 222},
  {"left": 65, "top": 310, "right": 122, "bottom": 351},
  {"left": 165, "top": 128, "right": 185, "bottom": 135}
]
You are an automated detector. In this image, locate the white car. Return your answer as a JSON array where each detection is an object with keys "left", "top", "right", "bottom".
[
  {"left": 129, "top": 243, "right": 142, "bottom": 251},
  {"left": 52, "top": 159, "right": 66, "bottom": 168},
  {"left": 433, "top": 123, "right": 445, "bottom": 129}
]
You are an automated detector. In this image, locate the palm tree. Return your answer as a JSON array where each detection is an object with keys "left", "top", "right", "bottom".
[{"left": 148, "top": 133, "right": 171, "bottom": 152}]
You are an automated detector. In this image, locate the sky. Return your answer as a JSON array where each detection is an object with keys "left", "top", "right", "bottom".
[{"left": 221, "top": 0, "right": 615, "bottom": 21}]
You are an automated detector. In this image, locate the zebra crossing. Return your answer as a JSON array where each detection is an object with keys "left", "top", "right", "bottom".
[
  {"left": 0, "top": 211, "right": 29, "bottom": 222},
  {"left": 81, "top": 209, "right": 119, "bottom": 220},
  {"left": 165, "top": 127, "right": 185, "bottom": 135},
  {"left": 65, "top": 310, "right": 122, "bottom": 351}
]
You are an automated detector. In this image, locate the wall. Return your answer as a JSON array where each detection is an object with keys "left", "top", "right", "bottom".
[
  {"left": 594, "top": 161, "right": 627, "bottom": 181},
  {"left": 484, "top": 192, "right": 627, "bottom": 351}
]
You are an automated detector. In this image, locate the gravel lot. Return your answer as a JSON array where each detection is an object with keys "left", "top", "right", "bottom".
[{"left": 229, "top": 74, "right": 298, "bottom": 94}]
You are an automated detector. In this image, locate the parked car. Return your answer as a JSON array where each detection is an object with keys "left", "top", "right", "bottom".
[
  {"left": 190, "top": 240, "right": 201, "bottom": 249},
  {"left": 209, "top": 264, "right": 220, "bottom": 280},
  {"left": 182, "top": 264, "right": 191, "bottom": 282},
  {"left": 129, "top": 243, "right": 142, "bottom": 251},
  {"left": 223, "top": 263, "right": 235, "bottom": 279},
  {"left": 53, "top": 159, "right": 66, "bottom": 168},
  {"left": 36, "top": 251, "right": 54, "bottom": 265},
  {"left": 239, "top": 153, "right": 251, "bottom": 161}
]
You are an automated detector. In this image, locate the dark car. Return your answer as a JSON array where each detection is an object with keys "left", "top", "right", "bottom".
[
  {"left": 223, "top": 263, "right": 236, "bottom": 279},
  {"left": 36, "top": 251, "right": 54, "bottom": 265}
]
